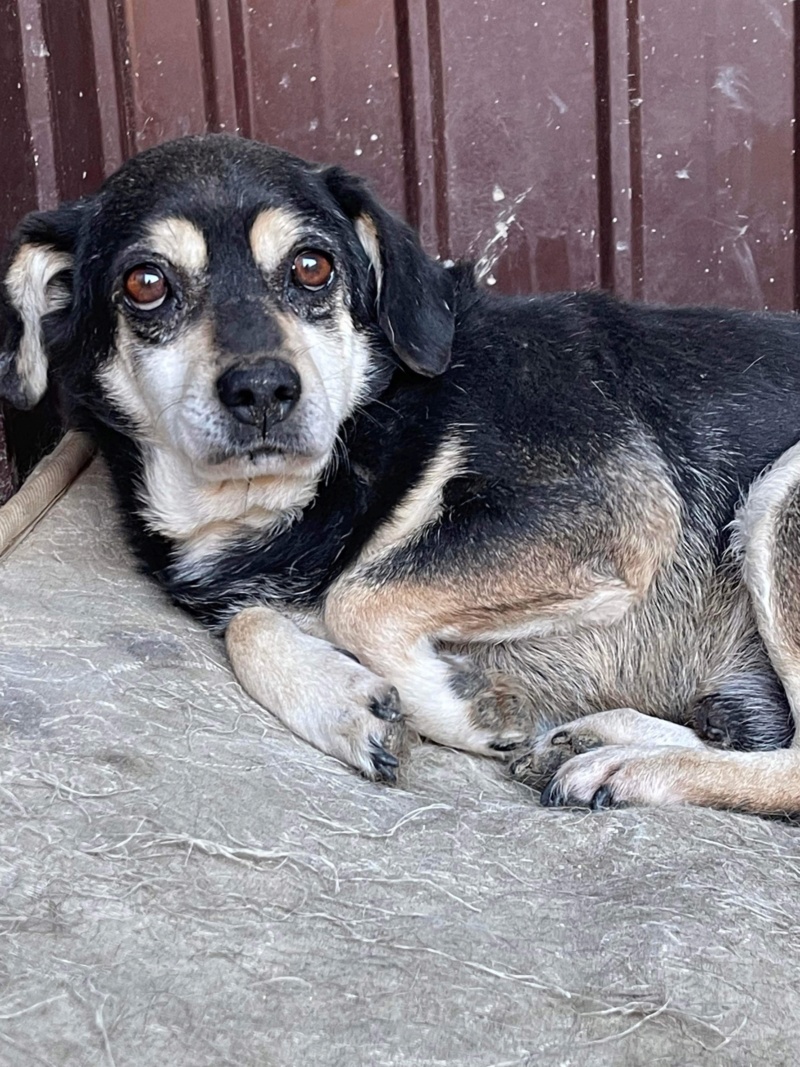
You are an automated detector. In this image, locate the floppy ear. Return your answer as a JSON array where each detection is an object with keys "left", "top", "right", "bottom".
[
  {"left": 323, "top": 167, "right": 455, "bottom": 377},
  {"left": 1, "top": 202, "right": 84, "bottom": 409}
]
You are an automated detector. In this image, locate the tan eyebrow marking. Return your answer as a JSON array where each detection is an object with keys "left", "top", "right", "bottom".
[
  {"left": 249, "top": 207, "right": 305, "bottom": 274},
  {"left": 144, "top": 217, "right": 208, "bottom": 273}
]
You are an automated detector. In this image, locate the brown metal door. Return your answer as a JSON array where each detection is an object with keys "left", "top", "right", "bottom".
[{"left": 1, "top": 0, "right": 797, "bottom": 499}]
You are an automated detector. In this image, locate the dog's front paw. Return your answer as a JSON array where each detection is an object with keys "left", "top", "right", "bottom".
[
  {"left": 364, "top": 686, "right": 407, "bottom": 783},
  {"left": 325, "top": 654, "right": 409, "bottom": 784}
]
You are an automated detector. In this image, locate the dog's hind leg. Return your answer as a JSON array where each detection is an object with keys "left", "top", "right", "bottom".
[
  {"left": 509, "top": 708, "right": 707, "bottom": 789},
  {"left": 323, "top": 553, "right": 645, "bottom": 758},
  {"left": 323, "top": 427, "right": 686, "bottom": 758},
  {"left": 532, "top": 441, "right": 800, "bottom": 813}
]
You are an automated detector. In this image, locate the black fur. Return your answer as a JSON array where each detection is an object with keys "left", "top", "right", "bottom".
[
  {"left": 322, "top": 166, "right": 456, "bottom": 375},
  {"left": 693, "top": 672, "right": 795, "bottom": 750}
]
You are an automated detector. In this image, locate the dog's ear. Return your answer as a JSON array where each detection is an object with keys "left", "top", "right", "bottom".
[
  {"left": 323, "top": 167, "right": 455, "bottom": 377},
  {"left": 1, "top": 201, "right": 84, "bottom": 409}
]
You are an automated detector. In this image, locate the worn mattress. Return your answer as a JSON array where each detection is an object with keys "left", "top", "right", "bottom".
[{"left": 2, "top": 456, "right": 800, "bottom": 1066}]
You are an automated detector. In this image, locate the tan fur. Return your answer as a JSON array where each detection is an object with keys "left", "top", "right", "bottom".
[
  {"left": 142, "top": 446, "right": 319, "bottom": 552},
  {"left": 513, "top": 707, "right": 707, "bottom": 787},
  {"left": 327, "top": 437, "right": 682, "bottom": 658},
  {"left": 360, "top": 436, "right": 465, "bottom": 563},
  {"left": 226, "top": 605, "right": 405, "bottom": 776},
  {"left": 737, "top": 440, "right": 800, "bottom": 726},
  {"left": 144, "top": 217, "right": 208, "bottom": 274},
  {"left": 273, "top": 301, "right": 374, "bottom": 426},
  {"left": 524, "top": 442, "right": 800, "bottom": 813},
  {"left": 4, "top": 242, "right": 72, "bottom": 405},
  {"left": 354, "top": 215, "right": 383, "bottom": 294},
  {"left": 98, "top": 297, "right": 376, "bottom": 561},
  {"left": 320, "top": 437, "right": 678, "bottom": 753},
  {"left": 85, "top": 199, "right": 378, "bottom": 575},
  {"left": 249, "top": 208, "right": 304, "bottom": 274},
  {"left": 539, "top": 745, "right": 800, "bottom": 812},
  {"left": 319, "top": 433, "right": 768, "bottom": 759}
]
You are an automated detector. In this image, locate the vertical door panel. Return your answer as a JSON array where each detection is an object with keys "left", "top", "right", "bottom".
[
  {"left": 117, "top": 0, "right": 208, "bottom": 150},
  {"left": 628, "top": 0, "right": 795, "bottom": 309},
  {"left": 236, "top": 0, "right": 407, "bottom": 216},
  {"left": 433, "top": 0, "right": 601, "bottom": 293}
]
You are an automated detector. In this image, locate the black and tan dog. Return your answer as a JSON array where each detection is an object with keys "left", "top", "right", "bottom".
[{"left": 4, "top": 133, "right": 800, "bottom": 814}]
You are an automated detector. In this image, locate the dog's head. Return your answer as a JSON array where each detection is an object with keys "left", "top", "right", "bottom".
[{"left": 0, "top": 135, "right": 455, "bottom": 483}]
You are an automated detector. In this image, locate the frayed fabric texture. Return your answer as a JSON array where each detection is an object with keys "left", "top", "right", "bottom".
[{"left": 2, "top": 463, "right": 800, "bottom": 1065}]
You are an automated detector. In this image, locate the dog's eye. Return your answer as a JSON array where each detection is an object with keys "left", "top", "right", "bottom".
[
  {"left": 123, "top": 265, "right": 169, "bottom": 310},
  {"left": 292, "top": 250, "right": 334, "bottom": 291}
]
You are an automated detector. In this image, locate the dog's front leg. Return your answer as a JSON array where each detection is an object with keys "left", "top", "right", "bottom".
[
  {"left": 324, "top": 581, "right": 543, "bottom": 757},
  {"left": 225, "top": 605, "right": 407, "bottom": 780}
]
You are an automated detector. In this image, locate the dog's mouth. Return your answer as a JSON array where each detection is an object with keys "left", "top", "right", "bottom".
[{"left": 206, "top": 437, "right": 327, "bottom": 476}]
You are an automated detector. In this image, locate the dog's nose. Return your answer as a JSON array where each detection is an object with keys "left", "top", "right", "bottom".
[{"left": 216, "top": 360, "right": 301, "bottom": 428}]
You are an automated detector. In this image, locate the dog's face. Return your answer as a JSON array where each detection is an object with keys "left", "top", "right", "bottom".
[{"left": 1, "top": 136, "right": 455, "bottom": 487}]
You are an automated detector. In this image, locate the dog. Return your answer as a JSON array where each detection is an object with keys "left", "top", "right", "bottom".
[{"left": 4, "top": 132, "right": 800, "bottom": 814}]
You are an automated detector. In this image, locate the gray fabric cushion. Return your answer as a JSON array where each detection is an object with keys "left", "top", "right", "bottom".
[{"left": 1, "top": 462, "right": 799, "bottom": 1065}]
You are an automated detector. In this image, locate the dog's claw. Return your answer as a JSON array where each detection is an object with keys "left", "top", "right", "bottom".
[
  {"left": 541, "top": 776, "right": 618, "bottom": 811},
  {"left": 370, "top": 686, "right": 402, "bottom": 721},
  {"left": 368, "top": 738, "right": 400, "bottom": 783},
  {"left": 540, "top": 777, "right": 566, "bottom": 807},
  {"left": 488, "top": 738, "right": 525, "bottom": 752},
  {"left": 591, "top": 784, "right": 614, "bottom": 810}
]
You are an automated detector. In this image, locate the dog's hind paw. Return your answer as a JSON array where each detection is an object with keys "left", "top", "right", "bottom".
[
  {"left": 692, "top": 673, "right": 795, "bottom": 751},
  {"left": 443, "top": 656, "right": 534, "bottom": 756},
  {"left": 508, "top": 707, "right": 705, "bottom": 789},
  {"left": 508, "top": 723, "right": 605, "bottom": 787}
]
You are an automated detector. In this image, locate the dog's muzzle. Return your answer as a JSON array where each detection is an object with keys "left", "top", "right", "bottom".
[{"left": 216, "top": 359, "right": 301, "bottom": 433}]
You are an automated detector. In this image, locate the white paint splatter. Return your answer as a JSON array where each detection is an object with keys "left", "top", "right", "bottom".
[
  {"left": 713, "top": 65, "right": 752, "bottom": 111},
  {"left": 733, "top": 234, "right": 764, "bottom": 305},
  {"left": 546, "top": 88, "right": 568, "bottom": 114},
  {"left": 757, "top": 0, "right": 789, "bottom": 38},
  {"left": 492, "top": 185, "right": 505, "bottom": 202},
  {"left": 472, "top": 187, "right": 533, "bottom": 282}
]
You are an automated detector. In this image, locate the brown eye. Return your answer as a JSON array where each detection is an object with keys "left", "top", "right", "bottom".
[
  {"left": 123, "top": 265, "right": 169, "bottom": 309},
  {"left": 292, "top": 250, "right": 334, "bottom": 291}
]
